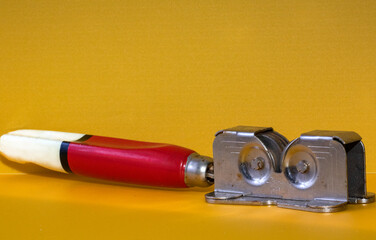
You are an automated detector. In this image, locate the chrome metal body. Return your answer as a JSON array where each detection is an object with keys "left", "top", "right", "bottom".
[
  {"left": 205, "top": 126, "right": 374, "bottom": 212},
  {"left": 184, "top": 153, "right": 214, "bottom": 187}
]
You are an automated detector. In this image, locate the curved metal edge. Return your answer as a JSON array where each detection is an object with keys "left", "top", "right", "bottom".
[
  {"left": 205, "top": 191, "right": 277, "bottom": 206},
  {"left": 279, "top": 137, "right": 300, "bottom": 172},
  {"left": 215, "top": 126, "right": 273, "bottom": 137},
  {"left": 301, "top": 130, "right": 362, "bottom": 145},
  {"left": 205, "top": 191, "right": 243, "bottom": 200},
  {"left": 278, "top": 202, "right": 347, "bottom": 213},
  {"left": 256, "top": 131, "right": 289, "bottom": 173},
  {"left": 205, "top": 191, "right": 348, "bottom": 212},
  {"left": 348, "top": 192, "right": 375, "bottom": 204}
]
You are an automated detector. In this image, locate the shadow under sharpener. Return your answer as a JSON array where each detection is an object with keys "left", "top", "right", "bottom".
[{"left": 206, "top": 126, "right": 375, "bottom": 213}]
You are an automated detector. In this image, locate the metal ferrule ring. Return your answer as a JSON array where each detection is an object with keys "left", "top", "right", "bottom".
[{"left": 184, "top": 153, "right": 213, "bottom": 187}]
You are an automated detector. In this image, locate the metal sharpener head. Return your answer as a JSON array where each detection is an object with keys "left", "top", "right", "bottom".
[{"left": 206, "top": 126, "right": 374, "bottom": 213}]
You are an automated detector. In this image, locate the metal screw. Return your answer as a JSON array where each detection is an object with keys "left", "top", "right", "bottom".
[
  {"left": 296, "top": 160, "right": 309, "bottom": 174},
  {"left": 250, "top": 157, "right": 265, "bottom": 170}
]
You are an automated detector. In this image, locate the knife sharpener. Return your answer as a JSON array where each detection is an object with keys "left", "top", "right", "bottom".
[{"left": 206, "top": 126, "right": 375, "bottom": 212}]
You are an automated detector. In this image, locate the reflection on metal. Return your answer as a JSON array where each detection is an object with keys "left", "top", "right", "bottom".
[
  {"left": 184, "top": 153, "right": 214, "bottom": 187},
  {"left": 206, "top": 126, "right": 374, "bottom": 213}
]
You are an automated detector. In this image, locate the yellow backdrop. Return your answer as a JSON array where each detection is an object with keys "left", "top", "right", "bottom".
[
  {"left": 1, "top": 1, "right": 376, "bottom": 239},
  {"left": 1, "top": 0, "right": 375, "bottom": 172}
]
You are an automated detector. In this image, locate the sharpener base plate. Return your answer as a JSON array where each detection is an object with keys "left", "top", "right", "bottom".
[{"left": 205, "top": 191, "right": 348, "bottom": 213}]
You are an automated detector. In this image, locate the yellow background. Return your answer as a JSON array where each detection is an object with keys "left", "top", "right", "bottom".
[{"left": 0, "top": 0, "right": 376, "bottom": 239}]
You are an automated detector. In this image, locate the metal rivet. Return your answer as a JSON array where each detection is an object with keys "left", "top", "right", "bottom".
[
  {"left": 251, "top": 157, "right": 265, "bottom": 170},
  {"left": 296, "top": 160, "right": 309, "bottom": 174}
]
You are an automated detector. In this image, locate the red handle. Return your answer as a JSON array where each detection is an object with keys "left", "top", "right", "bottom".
[{"left": 65, "top": 135, "right": 195, "bottom": 188}]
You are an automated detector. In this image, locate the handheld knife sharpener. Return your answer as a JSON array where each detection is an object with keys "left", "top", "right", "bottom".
[{"left": 206, "top": 126, "right": 375, "bottom": 213}]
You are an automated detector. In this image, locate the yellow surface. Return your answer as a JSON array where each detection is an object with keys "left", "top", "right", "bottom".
[
  {"left": 1, "top": 0, "right": 376, "bottom": 239},
  {"left": 0, "top": 172, "right": 375, "bottom": 239}
]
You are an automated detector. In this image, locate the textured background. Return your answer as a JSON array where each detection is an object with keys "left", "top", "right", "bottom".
[
  {"left": 1, "top": 0, "right": 375, "bottom": 173},
  {"left": 1, "top": 1, "right": 376, "bottom": 239}
]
